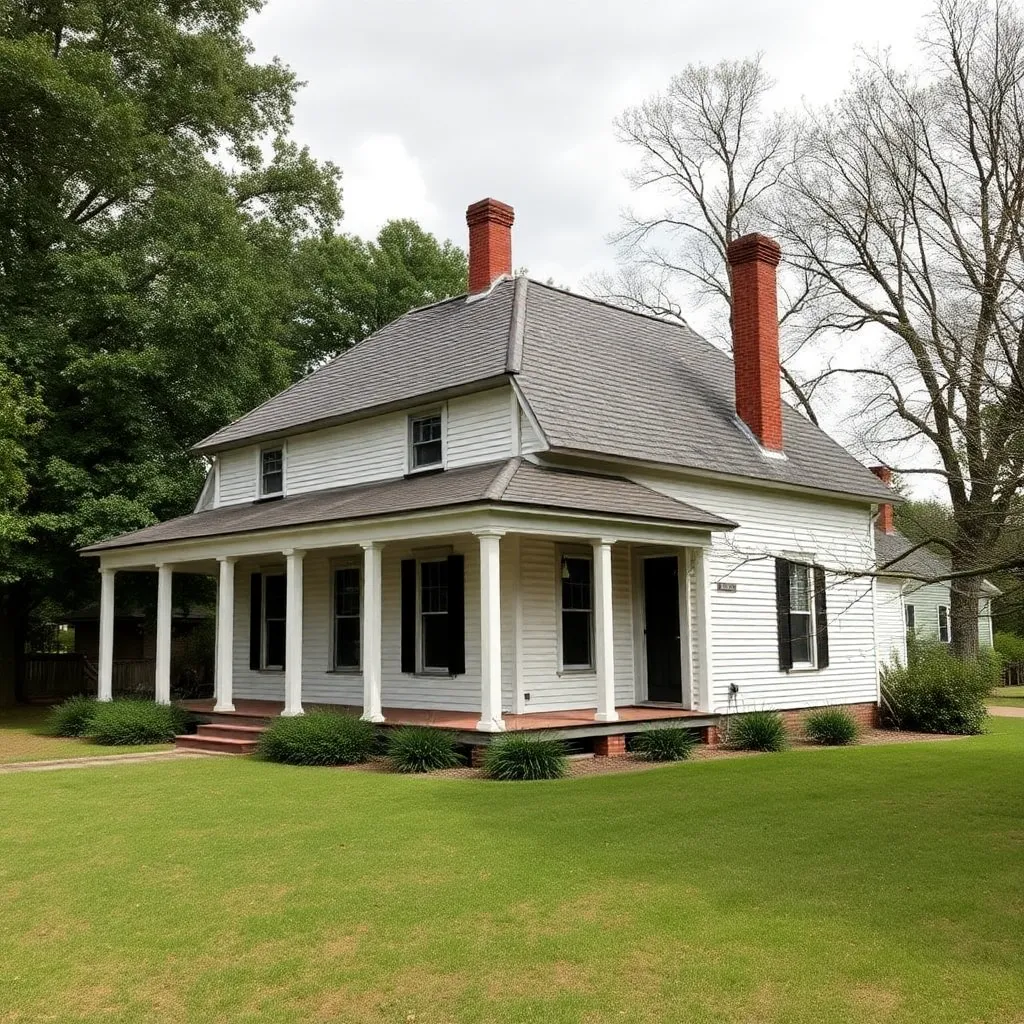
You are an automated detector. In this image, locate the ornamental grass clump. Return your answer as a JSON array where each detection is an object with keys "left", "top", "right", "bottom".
[
  {"left": 804, "top": 707, "right": 859, "bottom": 746},
  {"left": 729, "top": 710, "right": 788, "bottom": 752},
  {"left": 87, "top": 699, "right": 191, "bottom": 745},
  {"left": 387, "top": 726, "right": 463, "bottom": 773},
  {"left": 256, "top": 711, "right": 377, "bottom": 766},
  {"left": 47, "top": 695, "right": 97, "bottom": 737},
  {"left": 481, "top": 734, "right": 567, "bottom": 781},
  {"left": 631, "top": 727, "right": 697, "bottom": 761}
]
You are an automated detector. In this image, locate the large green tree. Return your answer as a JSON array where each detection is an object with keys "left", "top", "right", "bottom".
[{"left": 0, "top": 1, "right": 466, "bottom": 701}]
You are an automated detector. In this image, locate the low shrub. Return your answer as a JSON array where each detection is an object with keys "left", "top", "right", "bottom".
[
  {"left": 481, "top": 734, "right": 567, "bottom": 780},
  {"left": 87, "top": 699, "right": 191, "bottom": 745},
  {"left": 881, "top": 638, "right": 991, "bottom": 735},
  {"left": 993, "top": 631, "right": 1024, "bottom": 665},
  {"left": 256, "top": 711, "right": 377, "bottom": 766},
  {"left": 804, "top": 707, "right": 859, "bottom": 746},
  {"left": 729, "top": 710, "right": 788, "bottom": 752},
  {"left": 387, "top": 726, "right": 463, "bottom": 773},
  {"left": 47, "top": 695, "right": 97, "bottom": 737},
  {"left": 631, "top": 727, "right": 697, "bottom": 761}
]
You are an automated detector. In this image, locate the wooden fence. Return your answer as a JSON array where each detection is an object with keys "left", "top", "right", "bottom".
[{"left": 20, "top": 655, "right": 157, "bottom": 702}]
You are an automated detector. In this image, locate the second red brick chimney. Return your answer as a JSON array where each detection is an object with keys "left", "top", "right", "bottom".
[
  {"left": 726, "top": 233, "right": 784, "bottom": 452},
  {"left": 466, "top": 198, "right": 514, "bottom": 294},
  {"left": 870, "top": 465, "right": 895, "bottom": 534}
]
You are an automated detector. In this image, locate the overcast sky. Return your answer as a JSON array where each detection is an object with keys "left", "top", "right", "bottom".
[{"left": 247, "top": 0, "right": 933, "bottom": 288}]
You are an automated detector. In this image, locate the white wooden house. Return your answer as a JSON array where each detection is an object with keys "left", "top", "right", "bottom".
[{"left": 84, "top": 198, "right": 909, "bottom": 753}]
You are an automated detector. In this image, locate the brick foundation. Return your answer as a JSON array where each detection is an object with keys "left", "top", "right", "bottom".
[
  {"left": 771, "top": 702, "right": 878, "bottom": 735},
  {"left": 469, "top": 746, "right": 486, "bottom": 768},
  {"left": 593, "top": 734, "right": 627, "bottom": 757},
  {"left": 701, "top": 725, "right": 720, "bottom": 747}
]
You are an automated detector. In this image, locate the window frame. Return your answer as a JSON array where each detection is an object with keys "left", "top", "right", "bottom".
[
  {"left": 259, "top": 444, "right": 285, "bottom": 498},
  {"left": 938, "top": 604, "right": 950, "bottom": 643},
  {"left": 330, "top": 560, "right": 362, "bottom": 673},
  {"left": 905, "top": 603, "right": 916, "bottom": 632},
  {"left": 418, "top": 557, "right": 449, "bottom": 674},
  {"left": 407, "top": 408, "right": 446, "bottom": 474},
  {"left": 261, "top": 570, "right": 286, "bottom": 671},
  {"left": 557, "top": 549, "right": 595, "bottom": 673},
  {"left": 787, "top": 561, "right": 817, "bottom": 670}
]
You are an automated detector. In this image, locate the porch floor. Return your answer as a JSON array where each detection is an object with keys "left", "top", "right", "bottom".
[{"left": 179, "top": 699, "right": 713, "bottom": 738}]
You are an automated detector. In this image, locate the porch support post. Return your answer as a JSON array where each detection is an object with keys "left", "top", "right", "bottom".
[
  {"left": 360, "top": 541, "right": 384, "bottom": 723},
  {"left": 475, "top": 530, "right": 506, "bottom": 732},
  {"left": 691, "top": 546, "right": 714, "bottom": 713},
  {"left": 593, "top": 538, "right": 619, "bottom": 722},
  {"left": 214, "top": 556, "right": 237, "bottom": 713},
  {"left": 154, "top": 563, "right": 173, "bottom": 705},
  {"left": 97, "top": 567, "right": 115, "bottom": 702},
  {"left": 282, "top": 548, "right": 305, "bottom": 716}
]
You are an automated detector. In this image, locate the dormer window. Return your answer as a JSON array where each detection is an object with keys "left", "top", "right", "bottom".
[
  {"left": 260, "top": 447, "right": 284, "bottom": 496},
  {"left": 409, "top": 412, "right": 443, "bottom": 471}
]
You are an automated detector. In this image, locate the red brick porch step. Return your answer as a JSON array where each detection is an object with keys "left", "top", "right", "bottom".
[{"left": 174, "top": 723, "right": 265, "bottom": 755}]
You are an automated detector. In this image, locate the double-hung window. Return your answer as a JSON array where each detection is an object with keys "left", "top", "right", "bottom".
[
  {"left": 409, "top": 413, "right": 443, "bottom": 471},
  {"left": 905, "top": 603, "right": 916, "bottom": 632},
  {"left": 419, "top": 559, "right": 449, "bottom": 671},
  {"left": 788, "top": 562, "right": 815, "bottom": 666},
  {"left": 262, "top": 573, "right": 286, "bottom": 670},
  {"left": 333, "top": 566, "right": 361, "bottom": 670},
  {"left": 775, "top": 558, "right": 829, "bottom": 671},
  {"left": 938, "top": 605, "right": 950, "bottom": 643},
  {"left": 260, "top": 447, "right": 284, "bottom": 497},
  {"left": 559, "top": 555, "right": 594, "bottom": 670}
]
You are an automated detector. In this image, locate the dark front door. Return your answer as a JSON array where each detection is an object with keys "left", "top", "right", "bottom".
[{"left": 643, "top": 556, "right": 683, "bottom": 704}]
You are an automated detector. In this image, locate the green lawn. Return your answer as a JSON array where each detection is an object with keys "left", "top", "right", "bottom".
[
  {"left": 989, "top": 685, "right": 1024, "bottom": 708},
  {"left": 0, "top": 722, "right": 1021, "bottom": 1023},
  {"left": 0, "top": 705, "right": 172, "bottom": 764}
]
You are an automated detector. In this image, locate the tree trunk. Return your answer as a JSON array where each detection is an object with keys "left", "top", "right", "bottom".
[
  {"left": 949, "top": 563, "right": 981, "bottom": 661},
  {"left": 0, "top": 590, "right": 26, "bottom": 706}
]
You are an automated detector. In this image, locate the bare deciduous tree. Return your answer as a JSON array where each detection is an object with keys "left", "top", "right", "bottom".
[
  {"left": 777, "top": 0, "right": 1024, "bottom": 657},
  {"left": 599, "top": 55, "right": 824, "bottom": 421}
]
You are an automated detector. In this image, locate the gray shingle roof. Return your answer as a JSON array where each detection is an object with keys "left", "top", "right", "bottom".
[
  {"left": 82, "top": 458, "right": 735, "bottom": 553},
  {"left": 192, "top": 276, "right": 892, "bottom": 503},
  {"left": 874, "top": 528, "right": 951, "bottom": 579}
]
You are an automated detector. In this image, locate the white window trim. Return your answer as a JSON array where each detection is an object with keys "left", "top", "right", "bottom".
[
  {"left": 417, "top": 556, "right": 450, "bottom": 674},
  {"left": 788, "top": 561, "right": 817, "bottom": 671},
  {"left": 938, "top": 605, "right": 950, "bottom": 643},
  {"left": 406, "top": 405, "right": 447, "bottom": 475},
  {"left": 258, "top": 442, "right": 286, "bottom": 498},
  {"left": 329, "top": 558, "right": 362, "bottom": 673},
  {"left": 556, "top": 547, "right": 595, "bottom": 674},
  {"left": 261, "top": 569, "right": 286, "bottom": 672}
]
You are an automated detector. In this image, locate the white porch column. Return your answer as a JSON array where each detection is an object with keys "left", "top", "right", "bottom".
[
  {"left": 97, "top": 567, "right": 115, "bottom": 702},
  {"left": 214, "top": 556, "right": 237, "bottom": 712},
  {"left": 691, "top": 546, "right": 715, "bottom": 713},
  {"left": 475, "top": 530, "right": 506, "bottom": 732},
  {"left": 592, "top": 538, "right": 619, "bottom": 722},
  {"left": 360, "top": 541, "right": 384, "bottom": 723},
  {"left": 154, "top": 563, "right": 173, "bottom": 705},
  {"left": 282, "top": 548, "right": 305, "bottom": 716}
]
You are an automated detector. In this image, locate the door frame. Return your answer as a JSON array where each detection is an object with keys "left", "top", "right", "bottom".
[{"left": 631, "top": 547, "right": 693, "bottom": 708}]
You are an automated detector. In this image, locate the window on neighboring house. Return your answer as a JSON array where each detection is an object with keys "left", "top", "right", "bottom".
[
  {"left": 905, "top": 603, "right": 916, "bottom": 631},
  {"left": 333, "top": 566, "right": 361, "bottom": 670},
  {"left": 420, "top": 559, "right": 449, "bottom": 671},
  {"left": 938, "top": 605, "right": 950, "bottom": 643},
  {"left": 788, "top": 562, "right": 815, "bottom": 666},
  {"left": 260, "top": 447, "right": 284, "bottom": 496},
  {"left": 263, "top": 573, "right": 286, "bottom": 669},
  {"left": 775, "top": 558, "right": 830, "bottom": 671},
  {"left": 560, "top": 555, "right": 594, "bottom": 670},
  {"left": 409, "top": 413, "right": 443, "bottom": 471}
]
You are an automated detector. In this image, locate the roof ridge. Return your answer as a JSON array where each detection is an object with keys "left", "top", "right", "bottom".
[
  {"left": 485, "top": 457, "right": 522, "bottom": 500},
  {"left": 506, "top": 277, "right": 528, "bottom": 373}
]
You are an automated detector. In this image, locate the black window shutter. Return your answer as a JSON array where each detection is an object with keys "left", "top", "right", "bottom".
[
  {"left": 813, "top": 566, "right": 830, "bottom": 669},
  {"left": 400, "top": 559, "right": 416, "bottom": 673},
  {"left": 447, "top": 554, "right": 466, "bottom": 676},
  {"left": 775, "top": 558, "right": 793, "bottom": 671},
  {"left": 249, "top": 572, "right": 262, "bottom": 670}
]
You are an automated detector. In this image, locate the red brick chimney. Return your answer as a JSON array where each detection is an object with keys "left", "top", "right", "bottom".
[
  {"left": 466, "top": 198, "right": 514, "bottom": 294},
  {"left": 870, "top": 465, "right": 895, "bottom": 534},
  {"left": 726, "top": 233, "right": 784, "bottom": 451}
]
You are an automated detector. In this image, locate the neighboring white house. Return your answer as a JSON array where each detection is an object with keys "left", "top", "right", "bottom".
[
  {"left": 84, "top": 198, "right": 908, "bottom": 752},
  {"left": 871, "top": 481, "right": 997, "bottom": 668}
]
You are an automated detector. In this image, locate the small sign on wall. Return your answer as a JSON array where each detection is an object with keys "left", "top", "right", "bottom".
[{"left": 716, "top": 582, "right": 738, "bottom": 593}]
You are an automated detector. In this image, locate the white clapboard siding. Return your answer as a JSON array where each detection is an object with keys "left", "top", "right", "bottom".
[
  {"left": 446, "top": 389, "right": 514, "bottom": 468},
  {"left": 979, "top": 598, "right": 994, "bottom": 648},
  {"left": 875, "top": 578, "right": 907, "bottom": 669},
  {"left": 903, "top": 580, "right": 993, "bottom": 648},
  {"left": 519, "top": 409, "right": 546, "bottom": 454},
  {"left": 217, "top": 449, "right": 257, "bottom": 506},
  {"left": 634, "top": 473, "right": 880, "bottom": 713}
]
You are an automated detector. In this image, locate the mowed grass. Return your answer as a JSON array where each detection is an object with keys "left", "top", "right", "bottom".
[
  {"left": 989, "top": 685, "right": 1024, "bottom": 708},
  {"left": 0, "top": 722, "right": 1021, "bottom": 1023},
  {"left": 0, "top": 705, "right": 172, "bottom": 764}
]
